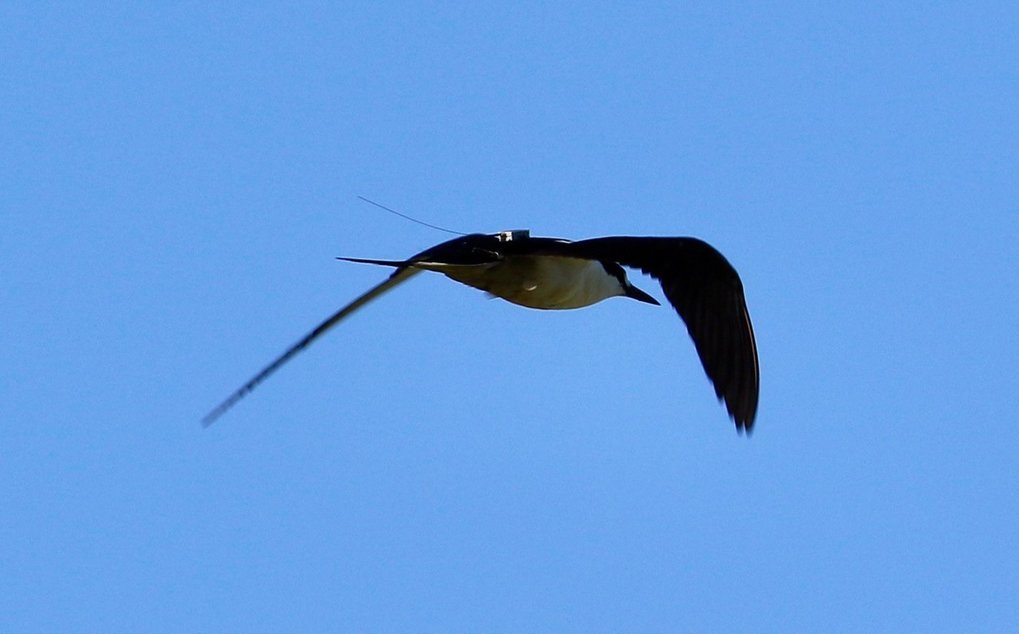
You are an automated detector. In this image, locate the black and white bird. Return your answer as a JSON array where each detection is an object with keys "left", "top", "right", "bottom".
[{"left": 203, "top": 230, "right": 760, "bottom": 431}]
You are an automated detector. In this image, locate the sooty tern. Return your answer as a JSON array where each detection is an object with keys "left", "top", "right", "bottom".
[{"left": 203, "top": 230, "right": 759, "bottom": 431}]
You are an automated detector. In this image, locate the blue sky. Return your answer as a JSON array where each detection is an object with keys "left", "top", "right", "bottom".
[{"left": 3, "top": 2, "right": 1017, "bottom": 631}]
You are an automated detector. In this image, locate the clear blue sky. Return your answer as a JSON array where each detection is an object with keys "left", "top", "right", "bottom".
[{"left": 4, "top": 3, "right": 1017, "bottom": 631}]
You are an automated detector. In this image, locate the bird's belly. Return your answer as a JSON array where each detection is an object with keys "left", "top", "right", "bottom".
[{"left": 429, "top": 256, "right": 621, "bottom": 310}]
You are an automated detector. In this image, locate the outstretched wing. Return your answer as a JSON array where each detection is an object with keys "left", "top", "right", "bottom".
[
  {"left": 202, "top": 266, "right": 421, "bottom": 426},
  {"left": 567, "top": 237, "right": 759, "bottom": 431},
  {"left": 202, "top": 233, "right": 508, "bottom": 426}
]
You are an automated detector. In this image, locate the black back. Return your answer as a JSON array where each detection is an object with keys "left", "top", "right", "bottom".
[{"left": 406, "top": 233, "right": 571, "bottom": 265}]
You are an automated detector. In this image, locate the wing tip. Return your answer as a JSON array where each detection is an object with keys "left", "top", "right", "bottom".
[
  {"left": 721, "top": 389, "right": 758, "bottom": 434},
  {"left": 733, "top": 413, "right": 756, "bottom": 435}
]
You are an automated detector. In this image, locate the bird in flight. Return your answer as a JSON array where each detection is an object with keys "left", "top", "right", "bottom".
[{"left": 202, "top": 230, "right": 760, "bottom": 431}]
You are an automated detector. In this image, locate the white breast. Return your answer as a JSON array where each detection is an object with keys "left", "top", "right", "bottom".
[{"left": 422, "top": 256, "right": 625, "bottom": 310}]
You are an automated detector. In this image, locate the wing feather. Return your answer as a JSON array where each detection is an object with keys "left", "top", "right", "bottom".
[
  {"left": 567, "top": 237, "right": 759, "bottom": 431},
  {"left": 202, "top": 267, "right": 422, "bottom": 426}
]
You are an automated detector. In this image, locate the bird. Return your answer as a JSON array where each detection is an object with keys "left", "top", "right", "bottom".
[{"left": 202, "top": 229, "right": 760, "bottom": 431}]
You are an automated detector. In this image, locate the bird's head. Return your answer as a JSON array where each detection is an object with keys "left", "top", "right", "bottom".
[{"left": 624, "top": 281, "right": 660, "bottom": 305}]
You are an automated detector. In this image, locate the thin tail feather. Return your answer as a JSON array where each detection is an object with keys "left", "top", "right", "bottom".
[{"left": 336, "top": 256, "right": 408, "bottom": 268}]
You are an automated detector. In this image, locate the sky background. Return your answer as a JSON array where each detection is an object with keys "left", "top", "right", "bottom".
[{"left": 3, "top": 2, "right": 1018, "bottom": 631}]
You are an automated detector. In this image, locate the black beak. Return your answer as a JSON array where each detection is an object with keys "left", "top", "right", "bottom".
[{"left": 626, "top": 284, "right": 660, "bottom": 305}]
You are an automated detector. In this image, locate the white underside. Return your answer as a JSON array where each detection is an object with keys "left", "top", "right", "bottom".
[{"left": 414, "top": 256, "right": 625, "bottom": 309}]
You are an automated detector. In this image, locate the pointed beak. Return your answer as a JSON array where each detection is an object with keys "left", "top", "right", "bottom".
[{"left": 626, "top": 284, "right": 660, "bottom": 305}]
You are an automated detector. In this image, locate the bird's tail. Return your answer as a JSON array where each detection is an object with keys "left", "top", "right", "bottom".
[{"left": 336, "top": 256, "right": 408, "bottom": 268}]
